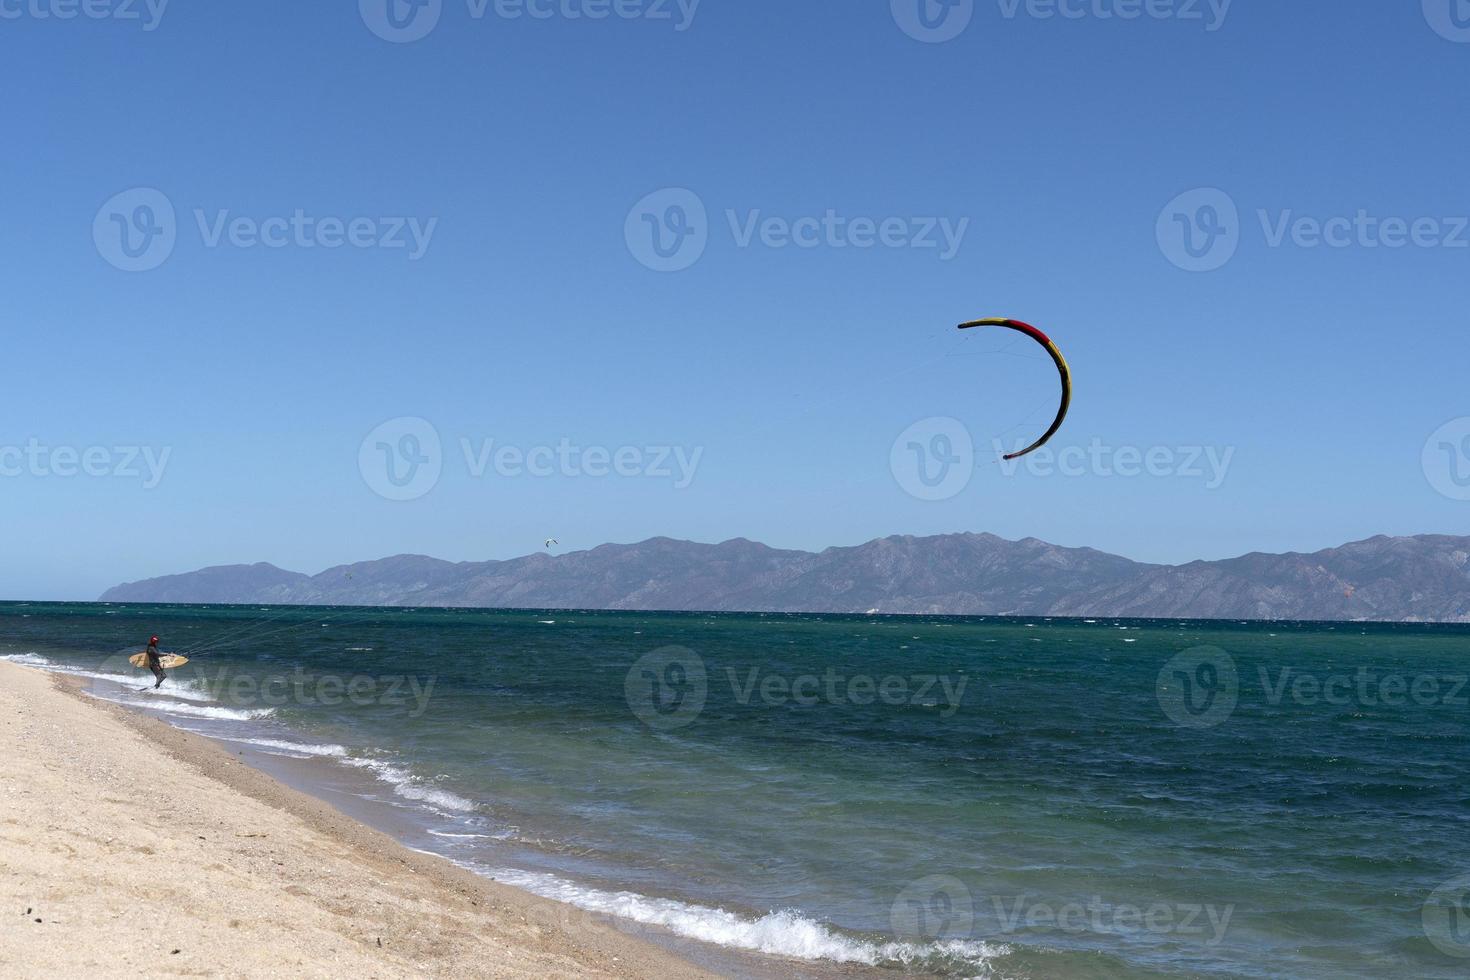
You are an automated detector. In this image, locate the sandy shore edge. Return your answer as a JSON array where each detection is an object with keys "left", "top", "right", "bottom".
[{"left": 0, "top": 661, "right": 715, "bottom": 978}]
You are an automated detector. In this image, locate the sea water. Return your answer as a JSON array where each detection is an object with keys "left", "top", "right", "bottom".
[{"left": 3, "top": 602, "right": 1468, "bottom": 979}]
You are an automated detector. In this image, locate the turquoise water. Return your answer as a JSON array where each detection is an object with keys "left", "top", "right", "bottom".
[{"left": 3, "top": 602, "right": 1469, "bottom": 978}]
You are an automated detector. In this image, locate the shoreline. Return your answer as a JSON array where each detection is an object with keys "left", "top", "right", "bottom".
[{"left": 0, "top": 660, "right": 717, "bottom": 978}]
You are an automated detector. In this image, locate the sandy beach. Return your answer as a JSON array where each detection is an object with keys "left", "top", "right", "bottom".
[{"left": 0, "top": 660, "right": 712, "bottom": 979}]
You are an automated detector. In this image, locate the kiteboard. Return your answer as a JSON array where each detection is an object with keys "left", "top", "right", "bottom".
[{"left": 129, "top": 652, "right": 189, "bottom": 669}]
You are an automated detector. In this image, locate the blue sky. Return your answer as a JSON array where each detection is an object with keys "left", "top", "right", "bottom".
[{"left": 3, "top": 0, "right": 1468, "bottom": 600}]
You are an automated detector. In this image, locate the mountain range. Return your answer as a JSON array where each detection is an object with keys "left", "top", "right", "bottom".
[{"left": 98, "top": 533, "right": 1470, "bottom": 622}]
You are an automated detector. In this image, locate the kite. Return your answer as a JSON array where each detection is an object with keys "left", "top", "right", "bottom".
[{"left": 957, "top": 317, "right": 1072, "bottom": 460}]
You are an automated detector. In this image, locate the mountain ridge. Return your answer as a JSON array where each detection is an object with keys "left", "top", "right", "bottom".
[{"left": 99, "top": 532, "right": 1470, "bottom": 623}]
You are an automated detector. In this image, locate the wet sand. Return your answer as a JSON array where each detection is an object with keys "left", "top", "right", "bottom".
[{"left": 0, "top": 660, "right": 716, "bottom": 978}]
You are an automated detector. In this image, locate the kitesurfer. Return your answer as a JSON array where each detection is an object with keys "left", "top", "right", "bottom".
[{"left": 145, "top": 635, "right": 167, "bottom": 689}]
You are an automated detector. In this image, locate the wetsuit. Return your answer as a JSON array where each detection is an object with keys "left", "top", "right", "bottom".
[{"left": 146, "top": 641, "right": 166, "bottom": 688}]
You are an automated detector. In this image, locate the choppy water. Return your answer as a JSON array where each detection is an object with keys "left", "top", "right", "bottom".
[{"left": 3, "top": 602, "right": 1469, "bottom": 978}]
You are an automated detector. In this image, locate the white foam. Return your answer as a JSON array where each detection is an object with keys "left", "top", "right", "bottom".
[
  {"left": 343, "top": 757, "right": 478, "bottom": 813},
  {"left": 124, "top": 698, "right": 274, "bottom": 722},
  {"left": 2, "top": 653, "right": 52, "bottom": 667},
  {"left": 218, "top": 736, "right": 349, "bottom": 758},
  {"left": 2, "top": 654, "right": 217, "bottom": 703},
  {"left": 480, "top": 867, "right": 1006, "bottom": 971}
]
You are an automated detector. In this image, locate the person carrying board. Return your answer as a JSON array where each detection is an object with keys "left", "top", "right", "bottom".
[{"left": 145, "top": 635, "right": 167, "bottom": 689}]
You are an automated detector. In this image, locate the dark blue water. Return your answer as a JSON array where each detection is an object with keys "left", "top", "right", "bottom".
[{"left": 3, "top": 602, "right": 1469, "bottom": 978}]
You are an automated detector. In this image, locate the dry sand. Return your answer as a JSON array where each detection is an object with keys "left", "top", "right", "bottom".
[{"left": 0, "top": 660, "right": 715, "bottom": 979}]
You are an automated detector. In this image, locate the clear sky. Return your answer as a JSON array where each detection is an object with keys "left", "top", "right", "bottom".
[{"left": 3, "top": 0, "right": 1468, "bottom": 600}]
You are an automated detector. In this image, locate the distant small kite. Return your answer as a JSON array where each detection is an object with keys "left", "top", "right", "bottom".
[
  {"left": 545, "top": 539, "right": 558, "bottom": 550},
  {"left": 958, "top": 317, "right": 1072, "bottom": 460}
]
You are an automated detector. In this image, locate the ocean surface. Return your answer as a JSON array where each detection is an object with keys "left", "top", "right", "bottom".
[{"left": 3, "top": 602, "right": 1469, "bottom": 979}]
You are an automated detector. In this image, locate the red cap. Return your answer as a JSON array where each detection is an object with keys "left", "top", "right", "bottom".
[{"left": 149, "top": 636, "right": 160, "bottom": 645}]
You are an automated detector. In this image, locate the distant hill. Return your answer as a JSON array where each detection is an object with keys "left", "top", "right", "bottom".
[{"left": 99, "top": 533, "right": 1470, "bottom": 623}]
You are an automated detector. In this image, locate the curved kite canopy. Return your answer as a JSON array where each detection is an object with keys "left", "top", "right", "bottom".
[{"left": 957, "top": 317, "right": 1072, "bottom": 460}]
